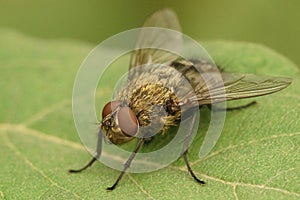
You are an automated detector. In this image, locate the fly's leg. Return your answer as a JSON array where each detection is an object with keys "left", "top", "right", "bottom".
[
  {"left": 182, "top": 109, "right": 205, "bottom": 184},
  {"left": 208, "top": 100, "right": 257, "bottom": 112},
  {"left": 225, "top": 100, "right": 257, "bottom": 111},
  {"left": 107, "top": 138, "right": 144, "bottom": 191},
  {"left": 182, "top": 151, "right": 205, "bottom": 184},
  {"left": 68, "top": 128, "right": 102, "bottom": 173}
]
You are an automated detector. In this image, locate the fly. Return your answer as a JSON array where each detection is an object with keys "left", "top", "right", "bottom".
[{"left": 69, "top": 9, "right": 292, "bottom": 190}]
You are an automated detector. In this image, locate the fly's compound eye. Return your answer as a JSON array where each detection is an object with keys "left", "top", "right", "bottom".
[
  {"left": 116, "top": 107, "right": 139, "bottom": 137},
  {"left": 102, "top": 100, "right": 122, "bottom": 118}
]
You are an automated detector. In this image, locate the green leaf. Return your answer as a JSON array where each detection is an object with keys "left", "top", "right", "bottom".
[{"left": 0, "top": 29, "right": 299, "bottom": 200}]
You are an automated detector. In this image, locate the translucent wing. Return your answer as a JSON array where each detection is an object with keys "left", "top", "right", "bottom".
[
  {"left": 193, "top": 73, "right": 292, "bottom": 105},
  {"left": 129, "top": 9, "right": 183, "bottom": 79}
]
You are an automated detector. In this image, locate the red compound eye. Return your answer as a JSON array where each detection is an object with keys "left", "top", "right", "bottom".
[
  {"left": 102, "top": 101, "right": 122, "bottom": 118},
  {"left": 116, "top": 107, "right": 139, "bottom": 137}
]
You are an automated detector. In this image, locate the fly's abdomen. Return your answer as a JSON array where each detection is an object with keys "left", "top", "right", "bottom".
[{"left": 171, "top": 59, "right": 219, "bottom": 89}]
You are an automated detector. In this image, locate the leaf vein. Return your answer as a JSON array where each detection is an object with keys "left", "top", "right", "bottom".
[
  {"left": 127, "top": 174, "right": 156, "bottom": 200},
  {"left": 21, "top": 99, "right": 70, "bottom": 126},
  {"left": 199, "top": 173, "right": 300, "bottom": 197},
  {"left": 1, "top": 123, "right": 299, "bottom": 197},
  {"left": 2, "top": 132, "right": 82, "bottom": 199},
  {"left": 170, "top": 166, "right": 300, "bottom": 197},
  {"left": 192, "top": 132, "right": 300, "bottom": 166},
  {"left": 0, "top": 123, "right": 163, "bottom": 169},
  {"left": 233, "top": 184, "right": 239, "bottom": 200}
]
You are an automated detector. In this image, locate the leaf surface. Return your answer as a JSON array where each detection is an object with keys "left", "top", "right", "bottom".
[{"left": 0, "top": 29, "right": 299, "bottom": 200}]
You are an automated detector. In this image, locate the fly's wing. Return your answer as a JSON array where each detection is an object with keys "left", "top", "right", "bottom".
[
  {"left": 129, "top": 9, "right": 183, "bottom": 79},
  {"left": 190, "top": 72, "right": 292, "bottom": 105}
]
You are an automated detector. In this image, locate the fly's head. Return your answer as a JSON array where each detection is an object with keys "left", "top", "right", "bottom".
[{"left": 100, "top": 100, "right": 139, "bottom": 145}]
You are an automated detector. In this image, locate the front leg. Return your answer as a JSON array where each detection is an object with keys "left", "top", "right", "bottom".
[
  {"left": 107, "top": 138, "right": 144, "bottom": 190},
  {"left": 68, "top": 128, "right": 103, "bottom": 173}
]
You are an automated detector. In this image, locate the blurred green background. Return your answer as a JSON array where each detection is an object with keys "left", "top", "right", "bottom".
[{"left": 0, "top": 0, "right": 299, "bottom": 66}]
